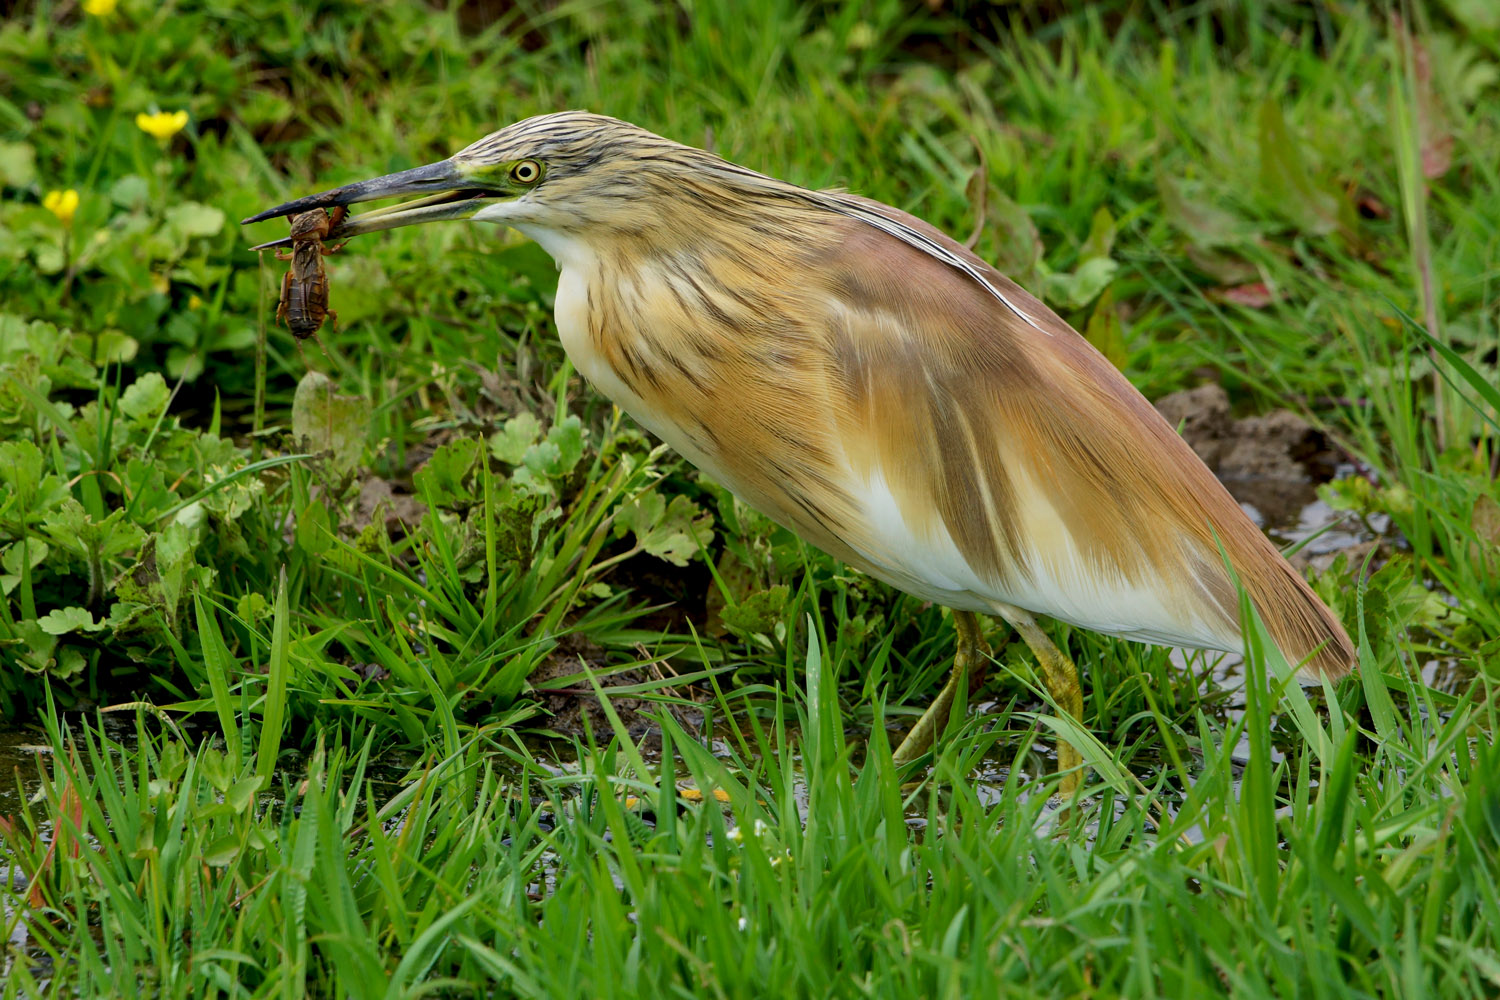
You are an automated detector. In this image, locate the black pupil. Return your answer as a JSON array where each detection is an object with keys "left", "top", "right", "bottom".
[{"left": 517, "top": 163, "right": 534, "bottom": 180}]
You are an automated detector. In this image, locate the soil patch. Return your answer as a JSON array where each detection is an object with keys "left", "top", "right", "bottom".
[
  {"left": 1155, "top": 383, "right": 1341, "bottom": 530},
  {"left": 528, "top": 632, "right": 704, "bottom": 749}
]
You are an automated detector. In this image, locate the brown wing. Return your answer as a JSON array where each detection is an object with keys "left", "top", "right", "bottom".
[
  {"left": 814, "top": 196, "right": 1354, "bottom": 678},
  {"left": 570, "top": 185, "right": 1353, "bottom": 677}
]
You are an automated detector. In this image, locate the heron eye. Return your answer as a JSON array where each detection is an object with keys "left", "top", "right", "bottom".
[{"left": 511, "top": 160, "right": 541, "bottom": 184}]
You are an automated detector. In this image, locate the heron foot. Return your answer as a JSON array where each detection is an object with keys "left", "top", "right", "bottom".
[
  {"left": 993, "top": 605, "right": 1085, "bottom": 798},
  {"left": 892, "top": 609, "right": 984, "bottom": 765}
]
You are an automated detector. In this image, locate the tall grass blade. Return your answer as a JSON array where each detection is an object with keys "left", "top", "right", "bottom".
[
  {"left": 194, "top": 594, "right": 242, "bottom": 769},
  {"left": 255, "top": 568, "right": 291, "bottom": 788}
]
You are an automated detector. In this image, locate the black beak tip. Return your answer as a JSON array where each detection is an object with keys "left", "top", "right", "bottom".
[
  {"left": 241, "top": 202, "right": 300, "bottom": 226},
  {"left": 241, "top": 184, "right": 363, "bottom": 226},
  {"left": 242, "top": 203, "right": 310, "bottom": 227}
]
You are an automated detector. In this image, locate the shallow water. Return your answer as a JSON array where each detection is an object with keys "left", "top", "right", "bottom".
[
  {"left": 0, "top": 724, "right": 50, "bottom": 823},
  {"left": 0, "top": 723, "right": 54, "bottom": 970}
]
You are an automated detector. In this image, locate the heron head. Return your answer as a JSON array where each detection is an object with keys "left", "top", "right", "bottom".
[{"left": 242, "top": 111, "right": 702, "bottom": 250}]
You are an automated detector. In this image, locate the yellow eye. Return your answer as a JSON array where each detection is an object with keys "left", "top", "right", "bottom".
[{"left": 511, "top": 160, "right": 541, "bottom": 184}]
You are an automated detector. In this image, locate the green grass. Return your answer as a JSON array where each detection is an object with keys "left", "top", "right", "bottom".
[{"left": 1, "top": 0, "right": 1498, "bottom": 995}]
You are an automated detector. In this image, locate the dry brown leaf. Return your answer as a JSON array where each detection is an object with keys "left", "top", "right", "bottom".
[
  {"left": 1473, "top": 494, "right": 1500, "bottom": 549},
  {"left": 1219, "top": 282, "right": 1275, "bottom": 308}
]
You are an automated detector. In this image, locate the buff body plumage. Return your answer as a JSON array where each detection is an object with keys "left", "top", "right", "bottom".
[{"left": 245, "top": 111, "right": 1357, "bottom": 791}]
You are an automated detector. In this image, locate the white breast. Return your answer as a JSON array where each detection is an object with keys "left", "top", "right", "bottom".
[
  {"left": 525, "top": 228, "right": 674, "bottom": 446},
  {"left": 551, "top": 259, "right": 762, "bottom": 503}
]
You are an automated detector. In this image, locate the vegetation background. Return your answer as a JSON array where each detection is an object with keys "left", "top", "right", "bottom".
[{"left": 0, "top": 0, "right": 1497, "bottom": 995}]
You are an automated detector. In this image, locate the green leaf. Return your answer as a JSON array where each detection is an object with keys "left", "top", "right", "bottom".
[
  {"left": 0, "top": 539, "right": 49, "bottom": 595},
  {"left": 1044, "top": 256, "right": 1118, "bottom": 311},
  {"left": 196, "top": 461, "right": 264, "bottom": 524},
  {"left": 489, "top": 412, "right": 542, "bottom": 464},
  {"left": 1438, "top": 0, "right": 1500, "bottom": 33},
  {"left": 518, "top": 439, "right": 560, "bottom": 479},
  {"left": 0, "top": 141, "right": 36, "bottom": 188},
  {"left": 115, "top": 521, "right": 210, "bottom": 632},
  {"left": 39, "top": 498, "right": 88, "bottom": 554},
  {"left": 164, "top": 202, "right": 226, "bottom": 239},
  {"left": 1257, "top": 99, "right": 1340, "bottom": 236},
  {"left": 1078, "top": 205, "right": 1116, "bottom": 262},
  {"left": 0, "top": 439, "right": 44, "bottom": 497},
  {"left": 165, "top": 345, "right": 205, "bottom": 383},
  {"left": 104, "top": 600, "right": 152, "bottom": 636},
  {"left": 291, "top": 371, "right": 368, "bottom": 481},
  {"left": 43, "top": 500, "right": 146, "bottom": 560},
  {"left": 544, "top": 415, "right": 585, "bottom": 473},
  {"left": 295, "top": 498, "right": 332, "bottom": 555},
  {"left": 201, "top": 834, "right": 242, "bottom": 867},
  {"left": 516, "top": 419, "right": 585, "bottom": 479},
  {"left": 119, "top": 372, "right": 171, "bottom": 422},
  {"left": 1158, "top": 174, "right": 1255, "bottom": 247},
  {"left": 226, "top": 775, "right": 264, "bottom": 814},
  {"left": 0, "top": 440, "right": 69, "bottom": 526},
  {"left": 55, "top": 646, "right": 87, "bottom": 678},
  {"left": 976, "top": 184, "right": 1042, "bottom": 295},
  {"left": 31, "top": 242, "right": 65, "bottom": 276},
  {"left": 487, "top": 486, "right": 550, "bottom": 569},
  {"left": 200, "top": 749, "right": 233, "bottom": 792},
  {"left": 9, "top": 620, "right": 58, "bottom": 674},
  {"left": 1083, "top": 286, "right": 1128, "bottom": 369},
  {"left": 122, "top": 458, "right": 177, "bottom": 520},
  {"left": 237, "top": 591, "right": 270, "bottom": 622},
  {"left": 109, "top": 175, "right": 150, "bottom": 211},
  {"left": 37, "top": 606, "right": 104, "bottom": 635},
  {"left": 721, "top": 584, "right": 791, "bottom": 639},
  {"left": 1067, "top": 257, "right": 1119, "bottom": 307},
  {"left": 614, "top": 493, "right": 715, "bottom": 566},
  {"left": 93, "top": 330, "right": 139, "bottom": 364},
  {"left": 519, "top": 416, "right": 586, "bottom": 479},
  {"left": 414, "top": 438, "right": 481, "bottom": 509}
]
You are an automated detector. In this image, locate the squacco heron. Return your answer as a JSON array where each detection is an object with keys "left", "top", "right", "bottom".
[{"left": 245, "top": 112, "right": 1356, "bottom": 792}]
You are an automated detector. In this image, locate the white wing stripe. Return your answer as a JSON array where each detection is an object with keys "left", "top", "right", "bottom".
[{"left": 823, "top": 199, "right": 1049, "bottom": 336}]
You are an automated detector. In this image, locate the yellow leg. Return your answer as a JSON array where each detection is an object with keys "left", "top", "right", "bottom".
[
  {"left": 893, "top": 609, "right": 983, "bottom": 764},
  {"left": 994, "top": 605, "right": 1085, "bottom": 797}
]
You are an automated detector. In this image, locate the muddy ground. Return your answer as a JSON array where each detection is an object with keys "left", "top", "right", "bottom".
[{"left": 1153, "top": 383, "right": 1342, "bottom": 527}]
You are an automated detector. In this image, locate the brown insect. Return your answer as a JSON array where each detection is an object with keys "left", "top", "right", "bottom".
[{"left": 275, "top": 206, "right": 347, "bottom": 339}]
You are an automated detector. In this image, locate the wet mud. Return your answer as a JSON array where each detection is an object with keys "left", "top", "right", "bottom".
[{"left": 528, "top": 632, "right": 706, "bottom": 748}]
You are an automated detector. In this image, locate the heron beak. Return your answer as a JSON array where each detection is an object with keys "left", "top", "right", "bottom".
[{"left": 241, "top": 159, "right": 500, "bottom": 251}]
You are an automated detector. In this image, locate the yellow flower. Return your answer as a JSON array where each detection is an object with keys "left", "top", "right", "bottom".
[
  {"left": 43, "top": 189, "right": 80, "bottom": 228},
  {"left": 82, "top": 0, "right": 117, "bottom": 15},
  {"left": 188, "top": 294, "right": 203, "bottom": 310},
  {"left": 136, "top": 110, "right": 188, "bottom": 142}
]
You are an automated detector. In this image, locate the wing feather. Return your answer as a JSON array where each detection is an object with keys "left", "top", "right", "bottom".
[{"left": 813, "top": 203, "right": 1355, "bottom": 678}]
